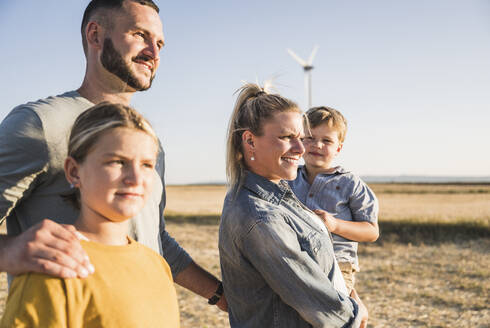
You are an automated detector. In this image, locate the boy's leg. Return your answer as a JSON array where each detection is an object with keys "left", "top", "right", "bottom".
[{"left": 338, "top": 261, "right": 356, "bottom": 294}]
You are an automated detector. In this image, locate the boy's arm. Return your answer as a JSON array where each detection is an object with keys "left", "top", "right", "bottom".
[
  {"left": 313, "top": 209, "right": 379, "bottom": 242},
  {"left": 317, "top": 177, "right": 380, "bottom": 242}
]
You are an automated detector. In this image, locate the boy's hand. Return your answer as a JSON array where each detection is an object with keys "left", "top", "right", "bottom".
[
  {"left": 0, "top": 219, "right": 94, "bottom": 278},
  {"left": 313, "top": 209, "right": 338, "bottom": 233},
  {"left": 350, "top": 288, "right": 368, "bottom": 328}
]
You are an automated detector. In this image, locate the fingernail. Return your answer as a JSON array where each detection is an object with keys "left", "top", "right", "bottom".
[
  {"left": 84, "top": 255, "right": 90, "bottom": 262},
  {"left": 79, "top": 268, "right": 89, "bottom": 278},
  {"left": 88, "top": 264, "right": 95, "bottom": 274}
]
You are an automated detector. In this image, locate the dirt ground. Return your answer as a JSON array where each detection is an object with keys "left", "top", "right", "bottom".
[
  {"left": 164, "top": 184, "right": 489, "bottom": 327},
  {"left": 1, "top": 184, "right": 489, "bottom": 327},
  {"left": 166, "top": 222, "right": 489, "bottom": 328}
]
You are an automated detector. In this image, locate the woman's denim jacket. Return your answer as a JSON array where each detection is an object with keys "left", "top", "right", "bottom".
[{"left": 219, "top": 172, "right": 361, "bottom": 328}]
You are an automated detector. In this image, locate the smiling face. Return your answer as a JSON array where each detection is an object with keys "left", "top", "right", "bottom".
[
  {"left": 303, "top": 122, "right": 343, "bottom": 171},
  {"left": 245, "top": 111, "right": 305, "bottom": 183},
  {"left": 100, "top": 1, "right": 164, "bottom": 91},
  {"left": 74, "top": 127, "right": 158, "bottom": 223}
]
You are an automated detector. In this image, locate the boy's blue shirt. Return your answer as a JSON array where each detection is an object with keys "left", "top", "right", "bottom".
[{"left": 288, "top": 165, "right": 379, "bottom": 269}]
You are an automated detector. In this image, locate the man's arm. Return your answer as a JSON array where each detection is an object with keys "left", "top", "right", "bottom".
[
  {"left": 0, "top": 107, "right": 93, "bottom": 278},
  {"left": 0, "top": 220, "right": 93, "bottom": 278},
  {"left": 174, "top": 261, "right": 228, "bottom": 311},
  {"left": 159, "top": 228, "right": 227, "bottom": 311},
  {"left": 155, "top": 145, "right": 227, "bottom": 311}
]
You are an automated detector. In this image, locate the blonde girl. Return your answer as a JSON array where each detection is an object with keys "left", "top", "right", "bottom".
[{"left": 1, "top": 102, "right": 180, "bottom": 328}]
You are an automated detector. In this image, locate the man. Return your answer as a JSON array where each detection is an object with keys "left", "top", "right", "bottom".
[{"left": 0, "top": 0, "right": 226, "bottom": 311}]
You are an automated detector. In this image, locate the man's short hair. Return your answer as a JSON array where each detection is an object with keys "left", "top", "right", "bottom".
[
  {"left": 305, "top": 106, "right": 348, "bottom": 143},
  {"left": 81, "top": 0, "right": 160, "bottom": 55}
]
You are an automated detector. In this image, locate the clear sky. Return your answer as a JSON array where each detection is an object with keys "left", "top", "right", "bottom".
[{"left": 1, "top": 1, "right": 489, "bottom": 184}]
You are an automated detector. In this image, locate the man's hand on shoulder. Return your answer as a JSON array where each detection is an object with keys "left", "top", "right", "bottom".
[{"left": 0, "top": 219, "right": 94, "bottom": 278}]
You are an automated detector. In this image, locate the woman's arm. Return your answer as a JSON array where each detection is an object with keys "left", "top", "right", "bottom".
[{"left": 241, "top": 217, "right": 362, "bottom": 328}]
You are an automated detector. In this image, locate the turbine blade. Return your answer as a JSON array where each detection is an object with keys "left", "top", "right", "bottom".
[
  {"left": 287, "top": 48, "right": 307, "bottom": 67},
  {"left": 308, "top": 45, "right": 319, "bottom": 65}
]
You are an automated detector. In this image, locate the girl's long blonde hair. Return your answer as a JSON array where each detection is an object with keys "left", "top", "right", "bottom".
[{"left": 64, "top": 101, "right": 157, "bottom": 208}]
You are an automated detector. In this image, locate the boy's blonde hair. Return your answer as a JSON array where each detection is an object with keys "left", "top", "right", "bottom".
[{"left": 305, "top": 106, "right": 347, "bottom": 143}]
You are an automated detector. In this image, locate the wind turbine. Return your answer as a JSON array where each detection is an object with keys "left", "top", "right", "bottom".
[{"left": 287, "top": 45, "right": 319, "bottom": 108}]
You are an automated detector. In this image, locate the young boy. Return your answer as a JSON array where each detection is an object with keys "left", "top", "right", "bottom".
[{"left": 289, "top": 106, "right": 379, "bottom": 294}]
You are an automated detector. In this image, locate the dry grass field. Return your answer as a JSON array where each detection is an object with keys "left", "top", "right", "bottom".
[
  {"left": 1, "top": 183, "right": 489, "bottom": 327},
  {"left": 165, "top": 183, "right": 490, "bottom": 327}
]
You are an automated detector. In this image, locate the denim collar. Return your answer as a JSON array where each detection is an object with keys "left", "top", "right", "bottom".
[
  {"left": 242, "top": 171, "right": 291, "bottom": 205},
  {"left": 299, "top": 165, "right": 350, "bottom": 180}
]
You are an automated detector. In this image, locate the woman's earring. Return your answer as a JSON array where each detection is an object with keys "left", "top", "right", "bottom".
[
  {"left": 247, "top": 139, "right": 255, "bottom": 161},
  {"left": 70, "top": 183, "right": 75, "bottom": 189}
]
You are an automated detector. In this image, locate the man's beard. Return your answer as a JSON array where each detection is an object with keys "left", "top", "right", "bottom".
[{"left": 100, "top": 38, "right": 155, "bottom": 91}]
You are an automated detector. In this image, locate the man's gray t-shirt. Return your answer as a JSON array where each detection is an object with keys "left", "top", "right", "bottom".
[{"left": 0, "top": 91, "right": 191, "bottom": 277}]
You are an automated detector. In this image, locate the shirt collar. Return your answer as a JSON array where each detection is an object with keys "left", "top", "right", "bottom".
[
  {"left": 299, "top": 165, "right": 350, "bottom": 178},
  {"left": 242, "top": 171, "right": 291, "bottom": 205}
]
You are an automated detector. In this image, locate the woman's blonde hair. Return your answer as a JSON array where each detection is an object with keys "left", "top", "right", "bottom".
[
  {"left": 226, "top": 83, "right": 300, "bottom": 191},
  {"left": 64, "top": 101, "right": 157, "bottom": 208}
]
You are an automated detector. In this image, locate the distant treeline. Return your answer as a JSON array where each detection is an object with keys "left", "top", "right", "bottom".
[
  {"left": 168, "top": 176, "right": 490, "bottom": 186},
  {"left": 368, "top": 183, "right": 490, "bottom": 195},
  {"left": 362, "top": 176, "right": 490, "bottom": 184},
  {"left": 165, "top": 214, "right": 490, "bottom": 245},
  {"left": 374, "top": 219, "right": 490, "bottom": 245}
]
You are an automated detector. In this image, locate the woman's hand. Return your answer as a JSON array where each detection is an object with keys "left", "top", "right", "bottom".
[
  {"left": 350, "top": 288, "right": 368, "bottom": 328},
  {"left": 313, "top": 209, "right": 338, "bottom": 233}
]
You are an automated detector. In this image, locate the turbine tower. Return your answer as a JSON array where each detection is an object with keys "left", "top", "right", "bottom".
[{"left": 287, "top": 45, "right": 319, "bottom": 108}]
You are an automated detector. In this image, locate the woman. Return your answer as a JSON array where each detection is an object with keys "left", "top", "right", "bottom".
[
  {"left": 219, "top": 83, "right": 367, "bottom": 327},
  {"left": 1, "top": 103, "right": 180, "bottom": 327}
]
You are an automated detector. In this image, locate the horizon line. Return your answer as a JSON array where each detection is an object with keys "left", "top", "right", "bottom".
[{"left": 167, "top": 174, "right": 490, "bottom": 186}]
